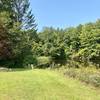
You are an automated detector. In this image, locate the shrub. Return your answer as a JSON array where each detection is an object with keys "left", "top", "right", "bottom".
[
  {"left": 64, "top": 67, "right": 100, "bottom": 88},
  {"left": 88, "top": 75, "right": 100, "bottom": 87},
  {"left": 64, "top": 68, "right": 78, "bottom": 78},
  {"left": 23, "top": 55, "right": 37, "bottom": 67},
  {"left": 51, "top": 47, "right": 66, "bottom": 65},
  {"left": 36, "top": 56, "right": 51, "bottom": 68}
]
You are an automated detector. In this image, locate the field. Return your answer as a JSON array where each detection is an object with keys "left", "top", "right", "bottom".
[{"left": 0, "top": 69, "right": 100, "bottom": 100}]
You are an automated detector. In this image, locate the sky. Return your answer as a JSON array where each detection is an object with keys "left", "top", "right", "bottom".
[{"left": 30, "top": 0, "right": 100, "bottom": 31}]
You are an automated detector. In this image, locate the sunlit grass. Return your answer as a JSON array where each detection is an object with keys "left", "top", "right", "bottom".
[{"left": 0, "top": 69, "right": 100, "bottom": 100}]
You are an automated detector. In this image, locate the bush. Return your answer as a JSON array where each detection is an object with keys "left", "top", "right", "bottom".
[
  {"left": 36, "top": 56, "right": 51, "bottom": 68},
  {"left": 51, "top": 47, "right": 66, "bottom": 65},
  {"left": 64, "top": 67, "right": 100, "bottom": 88},
  {"left": 64, "top": 68, "right": 78, "bottom": 78},
  {"left": 23, "top": 55, "right": 37, "bottom": 67}
]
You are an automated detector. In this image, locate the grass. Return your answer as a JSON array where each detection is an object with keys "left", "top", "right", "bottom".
[
  {"left": 0, "top": 69, "right": 100, "bottom": 100},
  {"left": 62, "top": 67, "right": 100, "bottom": 88}
]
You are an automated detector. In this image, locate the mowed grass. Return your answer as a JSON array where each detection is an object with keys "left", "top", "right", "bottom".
[{"left": 0, "top": 69, "right": 100, "bottom": 100}]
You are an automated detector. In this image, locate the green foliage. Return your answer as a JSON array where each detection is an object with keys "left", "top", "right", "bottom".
[
  {"left": 51, "top": 47, "right": 66, "bottom": 64},
  {"left": 37, "top": 21, "right": 100, "bottom": 68},
  {"left": 65, "top": 67, "right": 100, "bottom": 87},
  {"left": 0, "top": 0, "right": 36, "bottom": 30},
  {"left": 36, "top": 56, "right": 51, "bottom": 68},
  {"left": 38, "top": 27, "right": 68, "bottom": 65},
  {"left": 0, "top": 0, "right": 37, "bottom": 68},
  {"left": 23, "top": 55, "right": 37, "bottom": 66},
  {"left": 0, "top": 11, "right": 13, "bottom": 60},
  {"left": 0, "top": 0, "right": 100, "bottom": 68}
]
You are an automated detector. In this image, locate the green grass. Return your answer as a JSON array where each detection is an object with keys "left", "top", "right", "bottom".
[{"left": 0, "top": 69, "right": 100, "bottom": 100}]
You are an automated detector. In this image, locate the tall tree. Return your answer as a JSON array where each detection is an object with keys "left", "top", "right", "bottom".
[
  {"left": 0, "top": 0, "right": 37, "bottom": 67},
  {"left": 0, "top": 0, "right": 36, "bottom": 30}
]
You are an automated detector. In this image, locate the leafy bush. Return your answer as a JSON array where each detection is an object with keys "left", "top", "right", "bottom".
[
  {"left": 36, "top": 56, "right": 51, "bottom": 68},
  {"left": 23, "top": 55, "right": 37, "bottom": 67},
  {"left": 51, "top": 47, "right": 66, "bottom": 64}
]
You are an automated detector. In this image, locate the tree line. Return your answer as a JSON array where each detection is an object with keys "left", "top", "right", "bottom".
[
  {"left": 36, "top": 23, "right": 100, "bottom": 67},
  {"left": 0, "top": 0, "right": 100, "bottom": 68}
]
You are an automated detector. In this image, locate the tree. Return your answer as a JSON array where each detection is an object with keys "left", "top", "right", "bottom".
[
  {"left": 0, "top": 0, "right": 36, "bottom": 30},
  {"left": 0, "top": 0, "right": 37, "bottom": 67},
  {"left": 0, "top": 11, "right": 14, "bottom": 59},
  {"left": 0, "top": 15, "right": 11, "bottom": 60}
]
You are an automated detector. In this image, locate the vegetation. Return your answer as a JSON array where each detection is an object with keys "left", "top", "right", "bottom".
[
  {"left": 0, "top": 0, "right": 37, "bottom": 68},
  {"left": 63, "top": 67, "right": 100, "bottom": 87},
  {"left": 37, "top": 24, "right": 100, "bottom": 68},
  {"left": 0, "top": 0, "right": 100, "bottom": 99},
  {"left": 0, "top": 69, "right": 100, "bottom": 100},
  {"left": 0, "top": 0, "right": 100, "bottom": 68}
]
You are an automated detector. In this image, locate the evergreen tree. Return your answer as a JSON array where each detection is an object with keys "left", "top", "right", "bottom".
[
  {"left": 0, "top": 0, "right": 36, "bottom": 30},
  {"left": 0, "top": 0, "right": 37, "bottom": 67}
]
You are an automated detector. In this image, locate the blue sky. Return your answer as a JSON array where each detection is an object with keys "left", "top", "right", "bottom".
[{"left": 30, "top": 0, "right": 100, "bottom": 31}]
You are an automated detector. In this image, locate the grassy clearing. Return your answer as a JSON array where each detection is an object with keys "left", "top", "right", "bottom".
[{"left": 0, "top": 69, "right": 100, "bottom": 100}]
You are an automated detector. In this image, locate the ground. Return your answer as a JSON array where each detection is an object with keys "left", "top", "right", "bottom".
[{"left": 0, "top": 69, "right": 100, "bottom": 100}]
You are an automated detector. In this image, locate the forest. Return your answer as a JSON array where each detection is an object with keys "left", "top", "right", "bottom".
[{"left": 0, "top": 0, "right": 100, "bottom": 68}]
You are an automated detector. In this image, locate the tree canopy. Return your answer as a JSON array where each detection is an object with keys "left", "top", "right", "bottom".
[
  {"left": 0, "top": 0, "right": 37, "bottom": 67},
  {"left": 0, "top": 0, "right": 100, "bottom": 68}
]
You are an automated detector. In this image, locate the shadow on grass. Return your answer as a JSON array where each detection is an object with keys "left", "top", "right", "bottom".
[
  {"left": 0, "top": 67, "right": 33, "bottom": 72},
  {"left": 10, "top": 68, "right": 33, "bottom": 72}
]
